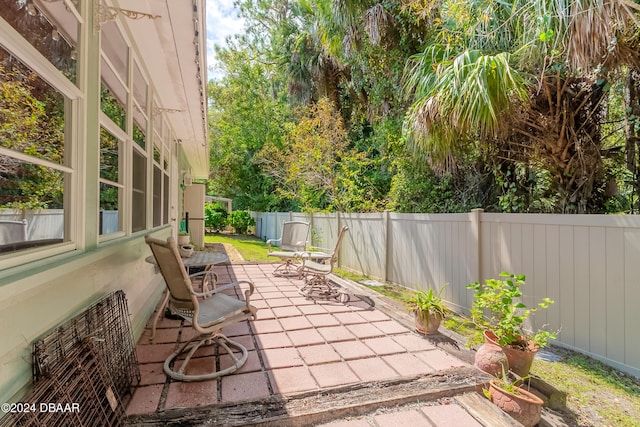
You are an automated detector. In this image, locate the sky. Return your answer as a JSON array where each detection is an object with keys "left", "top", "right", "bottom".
[{"left": 205, "top": 0, "right": 245, "bottom": 80}]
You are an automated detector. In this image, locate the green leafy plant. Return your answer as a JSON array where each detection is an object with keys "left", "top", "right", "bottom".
[
  {"left": 204, "top": 202, "right": 228, "bottom": 232},
  {"left": 403, "top": 285, "right": 447, "bottom": 330},
  {"left": 484, "top": 365, "right": 529, "bottom": 399},
  {"left": 178, "top": 231, "right": 189, "bottom": 236},
  {"left": 404, "top": 285, "right": 447, "bottom": 316},
  {"left": 227, "top": 210, "right": 256, "bottom": 235},
  {"left": 467, "top": 272, "right": 556, "bottom": 350}
]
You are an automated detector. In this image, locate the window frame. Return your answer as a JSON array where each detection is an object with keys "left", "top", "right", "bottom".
[{"left": 0, "top": 17, "right": 81, "bottom": 270}]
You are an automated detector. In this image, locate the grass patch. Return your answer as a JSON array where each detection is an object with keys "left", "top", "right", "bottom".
[
  {"left": 204, "top": 233, "right": 271, "bottom": 262},
  {"left": 531, "top": 352, "right": 640, "bottom": 426}
]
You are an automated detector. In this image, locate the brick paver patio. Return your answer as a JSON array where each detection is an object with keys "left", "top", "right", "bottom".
[{"left": 126, "top": 263, "right": 488, "bottom": 425}]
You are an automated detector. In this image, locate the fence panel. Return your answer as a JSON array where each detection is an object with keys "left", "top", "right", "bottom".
[
  {"left": 480, "top": 213, "right": 640, "bottom": 377},
  {"left": 251, "top": 210, "right": 640, "bottom": 378}
]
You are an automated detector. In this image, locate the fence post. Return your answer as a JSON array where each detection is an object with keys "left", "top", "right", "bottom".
[
  {"left": 384, "top": 210, "right": 390, "bottom": 283},
  {"left": 470, "top": 208, "right": 484, "bottom": 283}
]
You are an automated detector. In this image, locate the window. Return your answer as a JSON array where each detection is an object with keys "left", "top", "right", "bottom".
[
  {"left": 0, "top": 44, "right": 73, "bottom": 257},
  {"left": 99, "top": 127, "right": 122, "bottom": 235},
  {"left": 132, "top": 147, "right": 146, "bottom": 232},
  {"left": 1, "top": 0, "right": 79, "bottom": 85}
]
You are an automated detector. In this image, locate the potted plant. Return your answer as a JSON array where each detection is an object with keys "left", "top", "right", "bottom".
[
  {"left": 484, "top": 367, "right": 544, "bottom": 427},
  {"left": 467, "top": 272, "right": 556, "bottom": 377},
  {"left": 177, "top": 231, "right": 190, "bottom": 246},
  {"left": 403, "top": 285, "right": 447, "bottom": 335}
]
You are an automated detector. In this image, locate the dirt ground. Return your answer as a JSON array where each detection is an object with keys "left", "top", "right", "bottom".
[{"left": 203, "top": 242, "right": 245, "bottom": 263}]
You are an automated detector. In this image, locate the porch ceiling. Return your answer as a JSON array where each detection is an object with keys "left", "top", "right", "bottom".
[{"left": 115, "top": 0, "right": 209, "bottom": 179}]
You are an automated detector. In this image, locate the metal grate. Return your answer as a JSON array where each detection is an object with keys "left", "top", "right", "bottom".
[
  {"left": 31, "top": 290, "right": 140, "bottom": 406},
  {"left": 0, "top": 340, "right": 124, "bottom": 427}
]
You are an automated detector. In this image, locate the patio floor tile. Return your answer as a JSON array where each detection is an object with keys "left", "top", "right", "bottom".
[
  {"left": 252, "top": 319, "right": 284, "bottom": 334},
  {"left": 373, "top": 409, "right": 432, "bottom": 426},
  {"left": 220, "top": 371, "right": 270, "bottom": 403},
  {"left": 165, "top": 380, "right": 218, "bottom": 409},
  {"left": 381, "top": 353, "right": 434, "bottom": 377},
  {"left": 307, "top": 313, "right": 341, "bottom": 327},
  {"left": 413, "top": 349, "right": 469, "bottom": 371},
  {"left": 362, "top": 337, "right": 406, "bottom": 356},
  {"left": 268, "top": 366, "right": 319, "bottom": 394},
  {"left": 298, "top": 304, "right": 329, "bottom": 315},
  {"left": 317, "top": 420, "right": 371, "bottom": 427},
  {"left": 317, "top": 326, "right": 357, "bottom": 342},
  {"left": 254, "top": 331, "right": 294, "bottom": 349},
  {"left": 260, "top": 291, "right": 286, "bottom": 299},
  {"left": 260, "top": 347, "right": 304, "bottom": 368},
  {"left": 392, "top": 333, "right": 437, "bottom": 352},
  {"left": 331, "top": 341, "right": 375, "bottom": 360},
  {"left": 140, "top": 327, "right": 180, "bottom": 344},
  {"left": 345, "top": 323, "right": 386, "bottom": 339},
  {"left": 278, "top": 315, "right": 314, "bottom": 331},
  {"left": 421, "top": 403, "right": 484, "bottom": 426},
  {"left": 272, "top": 305, "right": 302, "bottom": 317},
  {"left": 126, "top": 384, "right": 163, "bottom": 415},
  {"left": 138, "top": 362, "right": 166, "bottom": 386},
  {"left": 220, "top": 350, "right": 262, "bottom": 373},
  {"left": 136, "top": 343, "right": 175, "bottom": 364},
  {"left": 221, "top": 320, "right": 252, "bottom": 337},
  {"left": 333, "top": 311, "right": 366, "bottom": 325},
  {"left": 317, "top": 419, "right": 371, "bottom": 427},
  {"left": 309, "top": 362, "right": 359, "bottom": 388},
  {"left": 355, "top": 310, "right": 391, "bottom": 322},
  {"left": 372, "top": 320, "right": 411, "bottom": 335},
  {"left": 267, "top": 297, "right": 293, "bottom": 308},
  {"left": 287, "top": 328, "right": 326, "bottom": 346},
  {"left": 347, "top": 357, "right": 397, "bottom": 382},
  {"left": 298, "top": 343, "right": 341, "bottom": 365}
]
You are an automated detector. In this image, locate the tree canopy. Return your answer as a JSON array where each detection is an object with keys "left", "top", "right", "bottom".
[{"left": 207, "top": 0, "right": 640, "bottom": 214}]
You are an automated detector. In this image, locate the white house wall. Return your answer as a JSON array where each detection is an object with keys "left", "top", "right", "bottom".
[{"left": 0, "top": 229, "right": 168, "bottom": 403}]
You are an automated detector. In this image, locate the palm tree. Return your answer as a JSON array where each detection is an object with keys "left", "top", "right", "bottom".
[{"left": 403, "top": 0, "right": 640, "bottom": 212}]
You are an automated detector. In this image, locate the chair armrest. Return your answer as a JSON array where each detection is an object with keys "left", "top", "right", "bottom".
[
  {"left": 266, "top": 238, "right": 281, "bottom": 251},
  {"left": 189, "top": 279, "right": 255, "bottom": 300},
  {"left": 189, "top": 269, "right": 218, "bottom": 295}
]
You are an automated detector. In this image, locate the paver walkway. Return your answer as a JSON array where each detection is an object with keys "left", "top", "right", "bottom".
[{"left": 125, "top": 263, "right": 488, "bottom": 426}]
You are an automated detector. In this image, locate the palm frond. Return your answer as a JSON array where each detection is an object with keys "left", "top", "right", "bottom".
[{"left": 567, "top": 0, "right": 640, "bottom": 72}]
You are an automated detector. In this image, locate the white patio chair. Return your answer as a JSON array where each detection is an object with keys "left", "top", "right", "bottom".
[
  {"left": 267, "top": 221, "right": 310, "bottom": 276},
  {"left": 145, "top": 235, "right": 257, "bottom": 382},
  {"left": 298, "top": 225, "right": 349, "bottom": 301}
]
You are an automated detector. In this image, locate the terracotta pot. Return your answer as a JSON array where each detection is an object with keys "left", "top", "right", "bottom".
[
  {"left": 414, "top": 309, "right": 442, "bottom": 335},
  {"left": 485, "top": 330, "right": 538, "bottom": 377},
  {"left": 489, "top": 380, "right": 544, "bottom": 427},
  {"left": 475, "top": 330, "right": 509, "bottom": 377}
]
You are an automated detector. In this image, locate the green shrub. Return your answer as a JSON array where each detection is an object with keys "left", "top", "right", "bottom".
[
  {"left": 205, "top": 202, "right": 227, "bottom": 232},
  {"left": 227, "top": 210, "right": 255, "bottom": 234}
]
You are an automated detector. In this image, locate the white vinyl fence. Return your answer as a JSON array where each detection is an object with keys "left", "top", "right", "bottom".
[
  {"left": 252, "top": 209, "right": 640, "bottom": 378},
  {"left": 0, "top": 209, "right": 120, "bottom": 240}
]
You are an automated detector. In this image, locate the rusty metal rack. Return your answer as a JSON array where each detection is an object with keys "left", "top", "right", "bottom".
[
  {"left": 0, "top": 290, "right": 140, "bottom": 427},
  {"left": 1, "top": 340, "right": 124, "bottom": 426}
]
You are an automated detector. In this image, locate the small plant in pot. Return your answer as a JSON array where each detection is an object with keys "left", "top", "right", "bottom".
[
  {"left": 467, "top": 272, "right": 556, "bottom": 377},
  {"left": 484, "top": 367, "right": 544, "bottom": 427},
  {"left": 403, "top": 284, "right": 447, "bottom": 335},
  {"left": 177, "top": 231, "right": 190, "bottom": 246}
]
